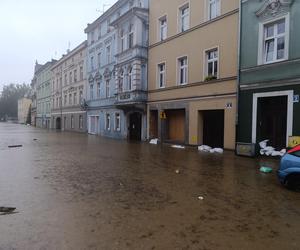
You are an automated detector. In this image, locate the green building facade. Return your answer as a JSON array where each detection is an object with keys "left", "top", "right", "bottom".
[{"left": 237, "top": 0, "right": 300, "bottom": 155}]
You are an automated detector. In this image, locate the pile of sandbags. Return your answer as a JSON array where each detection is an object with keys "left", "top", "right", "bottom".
[
  {"left": 198, "top": 145, "right": 224, "bottom": 154},
  {"left": 259, "top": 140, "right": 286, "bottom": 157}
]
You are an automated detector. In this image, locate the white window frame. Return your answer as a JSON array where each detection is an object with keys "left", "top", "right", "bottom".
[
  {"left": 128, "top": 24, "right": 134, "bottom": 49},
  {"left": 158, "top": 15, "right": 167, "bottom": 41},
  {"left": 208, "top": 0, "right": 221, "bottom": 20},
  {"left": 258, "top": 13, "right": 290, "bottom": 65},
  {"left": 97, "top": 82, "right": 101, "bottom": 98},
  {"left": 252, "top": 90, "right": 294, "bottom": 147},
  {"left": 177, "top": 56, "right": 188, "bottom": 85},
  {"left": 178, "top": 2, "right": 190, "bottom": 33},
  {"left": 157, "top": 62, "right": 166, "bottom": 88},
  {"left": 204, "top": 47, "right": 219, "bottom": 79},
  {"left": 120, "top": 29, "right": 125, "bottom": 52},
  {"left": 115, "top": 113, "right": 121, "bottom": 131},
  {"left": 90, "top": 84, "right": 94, "bottom": 100}
]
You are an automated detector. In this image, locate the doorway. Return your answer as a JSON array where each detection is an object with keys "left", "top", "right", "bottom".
[
  {"left": 202, "top": 110, "right": 224, "bottom": 148},
  {"left": 150, "top": 110, "right": 158, "bottom": 139},
  {"left": 56, "top": 117, "right": 61, "bottom": 130},
  {"left": 129, "top": 112, "right": 142, "bottom": 140},
  {"left": 257, "top": 96, "right": 287, "bottom": 149}
]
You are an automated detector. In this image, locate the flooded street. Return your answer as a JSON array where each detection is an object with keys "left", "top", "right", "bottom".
[{"left": 0, "top": 123, "right": 299, "bottom": 250}]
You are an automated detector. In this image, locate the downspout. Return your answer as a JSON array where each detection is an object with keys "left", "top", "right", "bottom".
[{"left": 235, "top": 0, "right": 242, "bottom": 155}]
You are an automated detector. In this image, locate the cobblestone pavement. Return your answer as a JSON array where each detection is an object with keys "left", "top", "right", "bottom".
[{"left": 0, "top": 123, "right": 299, "bottom": 250}]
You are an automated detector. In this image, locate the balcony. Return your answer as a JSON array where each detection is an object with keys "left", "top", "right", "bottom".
[{"left": 115, "top": 90, "right": 147, "bottom": 108}]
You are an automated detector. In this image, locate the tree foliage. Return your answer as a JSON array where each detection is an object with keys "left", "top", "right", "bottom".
[{"left": 0, "top": 83, "right": 31, "bottom": 119}]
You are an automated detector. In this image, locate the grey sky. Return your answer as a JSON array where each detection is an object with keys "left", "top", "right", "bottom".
[{"left": 0, "top": 0, "right": 117, "bottom": 91}]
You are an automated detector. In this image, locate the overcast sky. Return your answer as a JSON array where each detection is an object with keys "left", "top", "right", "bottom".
[{"left": 0, "top": 0, "right": 117, "bottom": 92}]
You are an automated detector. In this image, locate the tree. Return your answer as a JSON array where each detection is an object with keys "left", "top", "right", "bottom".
[{"left": 0, "top": 83, "right": 31, "bottom": 119}]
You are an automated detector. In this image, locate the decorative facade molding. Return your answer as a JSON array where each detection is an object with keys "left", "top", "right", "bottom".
[{"left": 256, "top": 0, "right": 293, "bottom": 20}]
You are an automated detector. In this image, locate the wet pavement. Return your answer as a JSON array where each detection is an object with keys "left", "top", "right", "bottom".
[{"left": 0, "top": 123, "right": 299, "bottom": 250}]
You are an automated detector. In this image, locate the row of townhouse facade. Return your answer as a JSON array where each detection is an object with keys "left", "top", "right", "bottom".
[{"left": 31, "top": 0, "right": 300, "bottom": 156}]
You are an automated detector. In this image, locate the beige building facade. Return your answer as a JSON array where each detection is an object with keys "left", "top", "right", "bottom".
[
  {"left": 18, "top": 97, "right": 32, "bottom": 124},
  {"left": 147, "top": 0, "right": 239, "bottom": 150},
  {"left": 51, "top": 41, "right": 88, "bottom": 132}
]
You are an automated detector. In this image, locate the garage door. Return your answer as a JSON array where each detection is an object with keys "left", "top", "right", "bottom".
[{"left": 167, "top": 109, "right": 185, "bottom": 143}]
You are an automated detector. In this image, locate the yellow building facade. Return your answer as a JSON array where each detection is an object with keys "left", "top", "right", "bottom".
[{"left": 147, "top": 0, "right": 239, "bottom": 150}]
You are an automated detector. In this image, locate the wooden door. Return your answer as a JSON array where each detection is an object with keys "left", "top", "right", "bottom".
[{"left": 167, "top": 109, "right": 185, "bottom": 143}]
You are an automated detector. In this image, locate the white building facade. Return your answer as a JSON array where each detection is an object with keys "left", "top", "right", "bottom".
[{"left": 85, "top": 0, "right": 149, "bottom": 141}]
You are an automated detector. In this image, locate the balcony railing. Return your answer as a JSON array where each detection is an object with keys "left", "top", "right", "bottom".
[{"left": 115, "top": 90, "right": 147, "bottom": 105}]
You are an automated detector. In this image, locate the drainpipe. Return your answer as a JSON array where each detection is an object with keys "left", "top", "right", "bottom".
[{"left": 235, "top": 0, "right": 242, "bottom": 155}]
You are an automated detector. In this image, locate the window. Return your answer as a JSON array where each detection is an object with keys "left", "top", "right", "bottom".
[
  {"left": 74, "top": 70, "right": 77, "bottom": 82},
  {"left": 106, "top": 46, "right": 111, "bottom": 64},
  {"left": 107, "top": 19, "right": 111, "bottom": 33},
  {"left": 159, "top": 16, "right": 167, "bottom": 41},
  {"left": 208, "top": 0, "right": 220, "bottom": 20},
  {"left": 64, "top": 95, "right": 67, "bottom": 106},
  {"left": 71, "top": 115, "right": 74, "bottom": 129},
  {"left": 90, "top": 56, "right": 94, "bottom": 71},
  {"left": 97, "top": 52, "right": 101, "bottom": 68},
  {"left": 206, "top": 49, "right": 218, "bottom": 78},
  {"left": 98, "top": 25, "right": 101, "bottom": 40},
  {"left": 90, "top": 84, "right": 94, "bottom": 100},
  {"left": 59, "top": 77, "right": 62, "bottom": 89},
  {"left": 79, "top": 115, "right": 83, "bottom": 129},
  {"left": 64, "top": 117, "right": 67, "bottom": 129},
  {"left": 179, "top": 4, "right": 189, "bottom": 32},
  {"left": 178, "top": 57, "right": 188, "bottom": 85},
  {"left": 91, "top": 31, "right": 95, "bottom": 44},
  {"left": 119, "top": 70, "right": 124, "bottom": 92},
  {"left": 69, "top": 93, "right": 72, "bottom": 105},
  {"left": 158, "top": 63, "right": 166, "bottom": 88},
  {"left": 80, "top": 66, "right": 83, "bottom": 80},
  {"left": 128, "top": 24, "right": 134, "bottom": 49},
  {"left": 73, "top": 92, "right": 77, "bottom": 105},
  {"left": 69, "top": 72, "right": 72, "bottom": 84},
  {"left": 106, "top": 80, "right": 110, "bottom": 98},
  {"left": 128, "top": 67, "right": 133, "bottom": 91},
  {"left": 106, "top": 113, "right": 111, "bottom": 130},
  {"left": 263, "top": 19, "right": 287, "bottom": 64},
  {"left": 115, "top": 113, "right": 121, "bottom": 131},
  {"left": 97, "top": 82, "right": 101, "bottom": 98},
  {"left": 64, "top": 74, "right": 67, "bottom": 86},
  {"left": 120, "top": 29, "right": 125, "bottom": 52},
  {"left": 79, "top": 90, "right": 83, "bottom": 103}
]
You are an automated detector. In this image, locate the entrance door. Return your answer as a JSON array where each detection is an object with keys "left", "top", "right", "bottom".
[
  {"left": 150, "top": 110, "right": 158, "bottom": 139},
  {"left": 56, "top": 117, "right": 61, "bottom": 130},
  {"left": 257, "top": 96, "right": 287, "bottom": 149},
  {"left": 203, "top": 110, "right": 224, "bottom": 148},
  {"left": 129, "top": 112, "right": 142, "bottom": 140},
  {"left": 166, "top": 109, "right": 185, "bottom": 143}
]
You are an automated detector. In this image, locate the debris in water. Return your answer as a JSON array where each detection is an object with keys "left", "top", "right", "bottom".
[
  {"left": 260, "top": 166, "right": 273, "bottom": 173},
  {"left": 8, "top": 145, "right": 23, "bottom": 148},
  {"left": 171, "top": 145, "right": 185, "bottom": 149},
  {"left": 175, "top": 169, "right": 180, "bottom": 174},
  {"left": 0, "top": 207, "right": 16, "bottom": 213},
  {"left": 198, "top": 196, "right": 204, "bottom": 200},
  {"left": 149, "top": 138, "right": 158, "bottom": 145}
]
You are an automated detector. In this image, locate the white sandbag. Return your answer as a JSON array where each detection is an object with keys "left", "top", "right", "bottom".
[
  {"left": 259, "top": 140, "right": 269, "bottom": 149},
  {"left": 209, "top": 149, "right": 216, "bottom": 153},
  {"left": 198, "top": 145, "right": 212, "bottom": 152},
  {"left": 280, "top": 149, "right": 286, "bottom": 154},
  {"left": 149, "top": 139, "right": 158, "bottom": 145},
  {"left": 271, "top": 151, "right": 282, "bottom": 157},
  {"left": 264, "top": 146, "right": 275, "bottom": 152},
  {"left": 213, "top": 148, "right": 224, "bottom": 154},
  {"left": 260, "top": 149, "right": 265, "bottom": 155}
]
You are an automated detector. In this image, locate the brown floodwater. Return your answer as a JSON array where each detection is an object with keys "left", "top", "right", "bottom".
[{"left": 0, "top": 123, "right": 299, "bottom": 250}]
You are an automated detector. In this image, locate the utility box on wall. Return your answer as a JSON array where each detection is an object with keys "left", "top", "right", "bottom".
[{"left": 288, "top": 136, "right": 300, "bottom": 148}]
